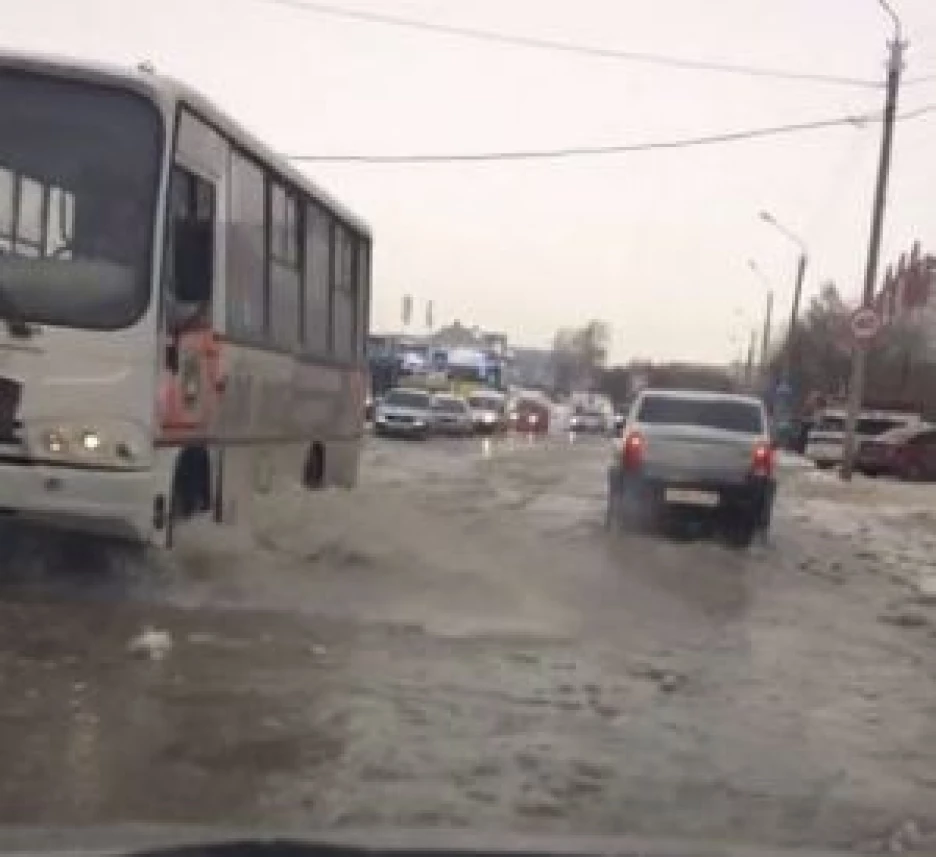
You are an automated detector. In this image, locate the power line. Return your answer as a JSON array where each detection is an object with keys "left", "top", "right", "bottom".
[
  {"left": 253, "top": 0, "right": 883, "bottom": 90},
  {"left": 286, "top": 104, "right": 936, "bottom": 165}
]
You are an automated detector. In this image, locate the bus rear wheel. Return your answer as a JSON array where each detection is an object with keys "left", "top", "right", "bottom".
[
  {"left": 166, "top": 446, "right": 211, "bottom": 548},
  {"left": 303, "top": 443, "right": 325, "bottom": 491}
]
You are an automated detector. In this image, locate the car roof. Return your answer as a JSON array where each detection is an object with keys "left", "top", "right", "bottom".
[
  {"left": 878, "top": 423, "right": 936, "bottom": 441},
  {"left": 387, "top": 387, "right": 430, "bottom": 397},
  {"left": 637, "top": 388, "right": 763, "bottom": 408}
]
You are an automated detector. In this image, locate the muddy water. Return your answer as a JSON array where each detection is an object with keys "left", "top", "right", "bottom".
[{"left": 0, "top": 435, "right": 934, "bottom": 852}]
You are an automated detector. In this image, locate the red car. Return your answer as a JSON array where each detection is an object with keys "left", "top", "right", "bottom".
[
  {"left": 508, "top": 397, "right": 550, "bottom": 434},
  {"left": 857, "top": 423, "right": 936, "bottom": 480}
]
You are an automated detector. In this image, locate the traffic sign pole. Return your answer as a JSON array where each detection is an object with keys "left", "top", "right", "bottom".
[
  {"left": 841, "top": 32, "right": 905, "bottom": 481},
  {"left": 850, "top": 307, "right": 882, "bottom": 343}
]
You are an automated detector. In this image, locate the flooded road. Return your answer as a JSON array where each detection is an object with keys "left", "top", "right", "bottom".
[{"left": 1, "top": 436, "right": 935, "bottom": 853}]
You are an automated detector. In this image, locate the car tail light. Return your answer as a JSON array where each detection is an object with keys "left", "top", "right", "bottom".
[
  {"left": 622, "top": 431, "right": 644, "bottom": 471},
  {"left": 751, "top": 441, "right": 774, "bottom": 478}
]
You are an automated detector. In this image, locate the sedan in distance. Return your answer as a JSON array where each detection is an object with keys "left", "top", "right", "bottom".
[
  {"left": 509, "top": 396, "right": 550, "bottom": 434},
  {"left": 569, "top": 405, "right": 611, "bottom": 435},
  {"left": 431, "top": 394, "right": 475, "bottom": 436},
  {"left": 374, "top": 388, "right": 435, "bottom": 440},
  {"left": 857, "top": 423, "right": 936, "bottom": 480},
  {"left": 467, "top": 390, "right": 508, "bottom": 434}
]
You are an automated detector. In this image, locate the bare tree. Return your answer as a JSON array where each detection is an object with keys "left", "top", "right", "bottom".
[{"left": 552, "top": 320, "right": 611, "bottom": 394}]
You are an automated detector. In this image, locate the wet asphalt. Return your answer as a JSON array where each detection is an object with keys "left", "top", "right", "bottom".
[{"left": 0, "top": 434, "right": 934, "bottom": 853}]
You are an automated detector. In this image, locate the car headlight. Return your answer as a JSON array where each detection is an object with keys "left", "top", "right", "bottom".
[{"left": 26, "top": 419, "right": 151, "bottom": 469}]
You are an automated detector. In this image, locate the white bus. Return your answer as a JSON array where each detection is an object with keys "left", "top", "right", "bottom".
[{"left": 0, "top": 50, "right": 371, "bottom": 547}]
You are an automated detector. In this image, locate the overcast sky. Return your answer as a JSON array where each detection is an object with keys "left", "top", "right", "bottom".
[{"left": 7, "top": 0, "right": 936, "bottom": 363}]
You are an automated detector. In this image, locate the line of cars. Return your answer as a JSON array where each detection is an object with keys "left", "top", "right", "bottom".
[{"left": 370, "top": 387, "right": 553, "bottom": 440}]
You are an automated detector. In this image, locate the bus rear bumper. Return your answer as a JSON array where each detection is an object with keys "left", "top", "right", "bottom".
[{"left": 0, "top": 461, "right": 156, "bottom": 544}]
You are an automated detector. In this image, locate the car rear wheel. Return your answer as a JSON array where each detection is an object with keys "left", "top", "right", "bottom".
[{"left": 723, "top": 516, "right": 757, "bottom": 548}]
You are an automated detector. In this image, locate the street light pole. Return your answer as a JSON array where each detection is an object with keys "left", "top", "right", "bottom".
[
  {"left": 840, "top": 4, "right": 906, "bottom": 481},
  {"left": 786, "top": 252, "right": 807, "bottom": 382},
  {"left": 758, "top": 213, "right": 809, "bottom": 388},
  {"left": 761, "top": 290, "right": 774, "bottom": 371},
  {"left": 747, "top": 259, "right": 774, "bottom": 375}
]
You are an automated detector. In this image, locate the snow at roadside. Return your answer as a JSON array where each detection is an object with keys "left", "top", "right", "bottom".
[{"left": 782, "top": 464, "right": 936, "bottom": 600}]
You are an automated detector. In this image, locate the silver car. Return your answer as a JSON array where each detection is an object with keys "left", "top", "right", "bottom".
[
  {"left": 431, "top": 394, "right": 475, "bottom": 436},
  {"left": 606, "top": 389, "right": 776, "bottom": 547},
  {"left": 570, "top": 406, "right": 610, "bottom": 435},
  {"left": 374, "top": 388, "right": 434, "bottom": 439},
  {"left": 467, "top": 391, "right": 507, "bottom": 434}
]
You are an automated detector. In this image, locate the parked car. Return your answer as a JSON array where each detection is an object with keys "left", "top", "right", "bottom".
[
  {"left": 466, "top": 390, "right": 508, "bottom": 434},
  {"left": 508, "top": 396, "right": 550, "bottom": 434},
  {"left": 606, "top": 389, "right": 775, "bottom": 547},
  {"left": 806, "top": 408, "right": 922, "bottom": 468},
  {"left": 569, "top": 405, "right": 611, "bottom": 435},
  {"left": 857, "top": 423, "right": 936, "bottom": 480},
  {"left": 374, "top": 388, "right": 434, "bottom": 439},
  {"left": 431, "top": 394, "right": 475, "bottom": 436}
]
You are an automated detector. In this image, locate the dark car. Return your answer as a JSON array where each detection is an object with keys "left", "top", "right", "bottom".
[
  {"left": 508, "top": 397, "right": 550, "bottom": 434},
  {"left": 857, "top": 423, "right": 936, "bottom": 480}
]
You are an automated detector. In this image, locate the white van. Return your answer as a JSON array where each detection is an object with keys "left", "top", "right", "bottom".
[{"left": 806, "top": 408, "right": 923, "bottom": 468}]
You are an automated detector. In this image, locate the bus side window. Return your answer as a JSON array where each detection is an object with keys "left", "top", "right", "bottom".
[{"left": 165, "top": 166, "right": 215, "bottom": 329}]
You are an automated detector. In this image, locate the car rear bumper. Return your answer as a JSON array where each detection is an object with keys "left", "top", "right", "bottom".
[
  {"left": 434, "top": 423, "right": 474, "bottom": 435},
  {"left": 609, "top": 466, "right": 775, "bottom": 515},
  {"left": 570, "top": 424, "right": 608, "bottom": 434},
  {"left": 806, "top": 441, "right": 844, "bottom": 465},
  {"left": 375, "top": 420, "right": 429, "bottom": 436},
  {"left": 0, "top": 460, "right": 155, "bottom": 543}
]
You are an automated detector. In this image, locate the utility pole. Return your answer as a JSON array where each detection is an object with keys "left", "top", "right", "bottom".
[
  {"left": 784, "top": 253, "right": 807, "bottom": 383},
  {"left": 745, "top": 329, "right": 757, "bottom": 388},
  {"left": 748, "top": 259, "right": 774, "bottom": 381},
  {"left": 760, "top": 289, "right": 773, "bottom": 373},
  {"left": 757, "top": 214, "right": 808, "bottom": 426},
  {"left": 840, "top": 15, "right": 906, "bottom": 481}
]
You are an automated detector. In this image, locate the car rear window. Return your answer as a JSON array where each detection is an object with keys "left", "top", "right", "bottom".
[
  {"left": 857, "top": 417, "right": 913, "bottom": 436},
  {"left": 433, "top": 398, "right": 467, "bottom": 414},
  {"left": 383, "top": 390, "right": 430, "bottom": 408},
  {"left": 637, "top": 395, "right": 763, "bottom": 433},
  {"left": 817, "top": 416, "right": 847, "bottom": 433},
  {"left": 469, "top": 396, "right": 504, "bottom": 411}
]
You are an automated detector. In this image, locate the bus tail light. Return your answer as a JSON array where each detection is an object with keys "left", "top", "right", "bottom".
[
  {"left": 751, "top": 441, "right": 774, "bottom": 478},
  {"left": 622, "top": 431, "right": 645, "bottom": 471}
]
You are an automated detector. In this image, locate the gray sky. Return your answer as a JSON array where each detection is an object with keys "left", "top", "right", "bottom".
[{"left": 8, "top": 0, "right": 936, "bottom": 363}]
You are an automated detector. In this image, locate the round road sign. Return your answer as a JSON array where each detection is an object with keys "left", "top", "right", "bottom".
[{"left": 850, "top": 307, "right": 881, "bottom": 342}]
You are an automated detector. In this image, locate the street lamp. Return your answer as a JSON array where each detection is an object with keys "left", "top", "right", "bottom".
[
  {"left": 759, "top": 211, "right": 808, "bottom": 385},
  {"left": 748, "top": 259, "right": 774, "bottom": 376}
]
